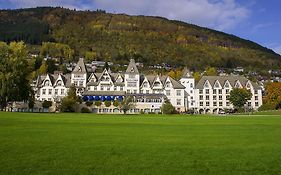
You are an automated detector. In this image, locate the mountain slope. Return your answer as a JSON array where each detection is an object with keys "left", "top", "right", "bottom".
[{"left": 0, "top": 7, "right": 280, "bottom": 69}]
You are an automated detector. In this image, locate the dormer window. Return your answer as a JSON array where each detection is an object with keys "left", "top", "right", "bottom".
[
  {"left": 78, "top": 66, "right": 82, "bottom": 72},
  {"left": 224, "top": 82, "right": 229, "bottom": 88},
  {"left": 235, "top": 81, "right": 241, "bottom": 88},
  {"left": 214, "top": 81, "right": 220, "bottom": 88},
  {"left": 204, "top": 81, "right": 209, "bottom": 88},
  {"left": 166, "top": 82, "right": 171, "bottom": 88},
  {"left": 56, "top": 80, "right": 62, "bottom": 86},
  {"left": 143, "top": 82, "right": 148, "bottom": 88},
  {"left": 44, "top": 80, "right": 50, "bottom": 86}
]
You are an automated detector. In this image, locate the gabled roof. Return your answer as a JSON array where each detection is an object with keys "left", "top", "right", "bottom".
[
  {"left": 181, "top": 67, "right": 193, "bottom": 78},
  {"left": 37, "top": 74, "right": 71, "bottom": 88},
  {"left": 196, "top": 76, "right": 261, "bottom": 89},
  {"left": 126, "top": 59, "right": 139, "bottom": 74},
  {"left": 72, "top": 58, "right": 87, "bottom": 73}
]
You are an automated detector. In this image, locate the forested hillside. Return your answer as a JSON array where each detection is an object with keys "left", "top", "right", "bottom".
[{"left": 0, "top": 7, "right": 281, "bottom": 69}]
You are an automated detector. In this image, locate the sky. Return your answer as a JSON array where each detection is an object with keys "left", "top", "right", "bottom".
[{"left": 0, "top": 0, "right": 281, "bottom": 55}]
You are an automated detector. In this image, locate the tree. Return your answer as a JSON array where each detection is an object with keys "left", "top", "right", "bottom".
[
  {"left": 193, "top": 72, "right": 201, "bottom": 82},
  {"left": 60, "top": 85, "right": 79, "bottom": 112},
  {"left": 0, "top": 41, "right": 32, "bottom": 110},
  {"left": 205, "top": 67, "right": 217, "bottom": 76},
  {"left": 39, "top": 61, "right": 48, "bottom": 74},
  {"left": 119, "top": 96, "right": 135, "bottom": 114},
  {"left": 161, "top": 97, "right": 176, "bottom": 114},
  {"left": 104, "top": 100, "right": 111, "bottom": 107},
  {"left": 229, "top": 88, "right": 252, "bottom": 110},
  {"left": 42, "top": 100, "right": 53, "bottom": 108},
  {"left": 113, "top": 100, "right": 119, "bottom": 107},
  {"left": 94, "top": 101, "right": 102, "bottom": 107},
  {"left": 263, "top": 82, "right": 281, "bottom": 109}
]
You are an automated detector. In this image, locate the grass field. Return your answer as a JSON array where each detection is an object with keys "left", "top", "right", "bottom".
[{"left": 0, "top": 112, "right": 281, "bottom": 175}]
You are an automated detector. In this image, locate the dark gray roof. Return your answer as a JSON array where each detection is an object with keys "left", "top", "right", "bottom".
[
  {"left": 196, "top": 76, "right": 261, "bottom": 89},
  {"left": 83, "top": 91, "right": 126, "bottom": 96},
  {"left": 125, "top": 59, "right": 139, "bottom": 74},
  {"left": 72, "top": 58, "right": 87, "bottom": 73},
  {"left": 169, "top": 77, "right": 186, "bottom": 89}
]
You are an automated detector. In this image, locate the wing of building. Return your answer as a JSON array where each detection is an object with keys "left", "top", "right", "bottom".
[{"left": 34, "top": 59, "right": 263, "bottom": 114}]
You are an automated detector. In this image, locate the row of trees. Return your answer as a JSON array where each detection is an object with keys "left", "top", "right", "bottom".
[{"left": 259, "top": 82, "right": 281, "bottom": 110}]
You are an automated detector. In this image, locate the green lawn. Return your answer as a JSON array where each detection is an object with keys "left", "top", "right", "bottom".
[{"left": 0, "top": 112, "right": 281, "bottom": 175}]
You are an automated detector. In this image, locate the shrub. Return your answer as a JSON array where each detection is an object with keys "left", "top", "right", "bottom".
[
  {"left": 258, "top": 102, "right": 277, "bottom": 111},
  {"left": 60, "top": 98, "right": 77, "bottom": 112},
  {"left": 113, "top": 100, "right": 119, "bottom": 107},
  {"left": 161, "top": 98, "right": 176, "bottom": 114},
  {"left": 104, "top": 100, "right": 111, "bottom": 107},
  {"left": 85, "top": 101, "right": 93, "bottom": 107},
  {"left": 42, "top": 100, "right": 52, "bottom": 108},
  {"left": 81, "top": 107, "right": 91, "bottom": 113},
  {"left": 94, "top": 101, "right": 101, "bottom": 106}
]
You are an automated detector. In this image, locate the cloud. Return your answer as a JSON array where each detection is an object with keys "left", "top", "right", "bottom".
[
  {"left": 94, "top": 0, "right": 250, "bottom": 30},
  {"left": 273, "top": 45, "right": 281, "bottom": 55},
  {"left": 2, "top": 0, "right": 250, "bottom": 30}
]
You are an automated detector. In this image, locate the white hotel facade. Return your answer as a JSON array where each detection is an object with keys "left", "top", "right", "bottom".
[{"left": 34, "top": 58, "right": 263, "bottom": 114}]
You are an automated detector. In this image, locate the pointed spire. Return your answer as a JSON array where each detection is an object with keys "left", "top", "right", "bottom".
[
  {"left": 126, "top": 59, "right": 139, "bottom": 74},
  {"left": 73, "top": 58, "right": 87, "bottom": 73}
]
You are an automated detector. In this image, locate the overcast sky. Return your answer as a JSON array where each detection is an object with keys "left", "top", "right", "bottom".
[{"left": 1, "top": 0, "right": 281, "bottom": 55}]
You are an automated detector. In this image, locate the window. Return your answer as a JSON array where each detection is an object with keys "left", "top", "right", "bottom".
[
  {"left": 120, "top": 87, "right": 124, "bottom": 91},
  {"left": 219, "top": 102, "right": 223, "bottom": 106},
  {"left": 190, "top": 83, "right": 193, "bottom": 88},
  {"left": 176, "top": 90, "right": 181, "bottom": 96},
  {"left": 128, "top": 82, "right": 137, "bottom": 87},
  {"left": 94, "top": 86, "right": 97, "bottom": 91},
  {"left": 199, "top": 90, "right": 203, "bottom": 94},
  {"left": 79, "top": 81, "right": 84, "bottom": 86},
  {"left": 166, "top": 82, "right": 170, "bottom": 88},
  {"left": 218, "top": 89, "right": 222, "bottom": 94},
  {"left": 56, "top": 80, "right": 62, "bottom": 86},
  {"left": 177, "top": 99, "right": 181, "bottom": 105},
  {"left": 74, "top": 81, "right": 78, "bottom": 86},
  {"left": 190, "top": 90, "right": 193, "bottom": 94},
  {"left": 143, "top": 82, "right": 148, "bottom": 87},
  {"left": 226, "top": 102, "right": 230, "bottom": 106},
  {"left": 166, "top": 90, "right": 170, "bottom": 96},
  {"left": 205, "top": 89, "right": 209, "bottom": 94},
  {"left": 255, "top": 102, "right": 259, "bottom": 107},
  {"left": 101, "top": 86, "right": 104, "bottom": 91},
  {"left": 226, "top": 95, "right": 230, "bottom": 100},
  {"left": 61, "top": 89, "right": 64, "bottom": 95},
  {"left": 200, "top": 95, "right": 203, "bottom": 100},
  {"left": 114, "top": 86, "right": 117, "bottom": 91},
  {"left": 42, "top": 89, "right": 46, "bottom": 95},
  {"left": 248, "top": 102, "right": 251, "bottom": 107},
  {"left": 224, "top": 82, "right": 229, "bottom": 88},
  {"left": 200, "top": 102, "right": 203, "bottom": 106},
  {"left": 219, "top": 96, "right": 222, "bottom": 100},
  {"left": 146, "top": 90, "right": 149, "bottom": 94},
  {"left": 213, "top": 95, "right": 217, "bottom": 100},
  {"left": 215, "top": 81, "right": 220, "bottom": 88},
  {"left": 204, "top": 81, "right": 209, "bottom": 88},
  {"left": 226, "top": 89, "right": 230, "bottom": 94},
  {"left": 254, "top": 90, "right": 258, "bottom": 94},
  {"left": 55, "top": 89, "right": 58, "bottom": 95},
  {"left": 255, "top": 96, "right": 258, "bottom": 100},
  {"left": 107, "top": 87, "right": 110, "bottom": 91},
  {"left": 206, "top": 96, "right": 209, "bottom": 100},
  {"left": 206, "top": 102, "right": 210, "bottom": 106},
  {"left": 48, "top": 89, "right": 52, "bottom": 95},
  {"left": 129, "top": 74, "right": 135, "bottom": 79},
  {"left": 44, "top": 80, "right": 50, "bottom": 86},
  {"left": 213, "top": 102, "right": 217, "bottom": 106},
  {"left": 213, "top": 89, "right": 217, "bottom": 94}
]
